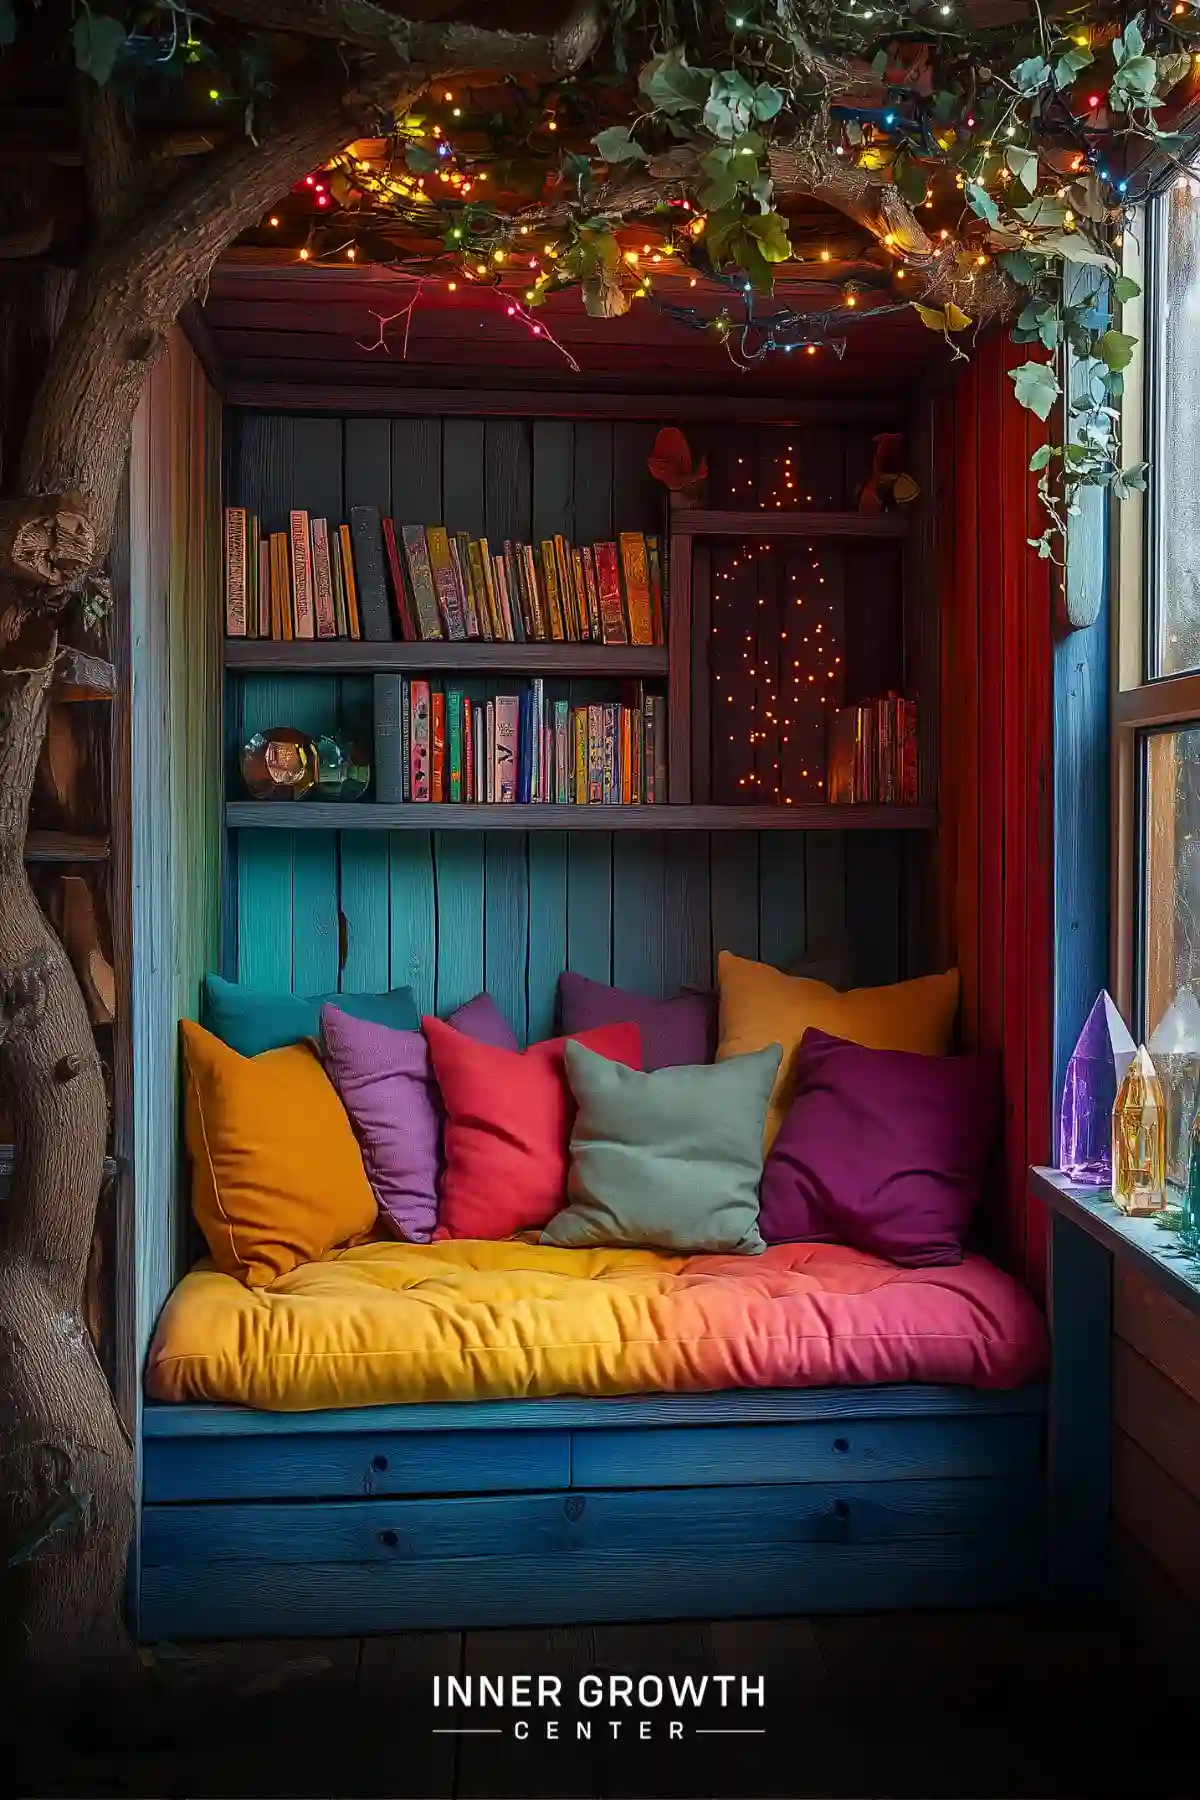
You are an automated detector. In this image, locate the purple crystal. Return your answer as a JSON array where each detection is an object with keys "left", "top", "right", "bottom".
[{"left": 1059, "top": 991, "right": 1136, "bottom": 1186}]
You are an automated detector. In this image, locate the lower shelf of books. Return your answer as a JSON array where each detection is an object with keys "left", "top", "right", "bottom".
[{"left": 225, "top": 803, "right": 937, "bottom": 833}]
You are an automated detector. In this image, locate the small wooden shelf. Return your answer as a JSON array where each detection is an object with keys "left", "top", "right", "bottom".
[
  {"left": 226, "top": 802, "right": 935, "bottom": 833},
  {"left": 52, "top": 648, "right": 116, "bottom": 702},
  {"left": 669, "top": 509, "right": 909, "bottom": 540},
  {"left": 24, "top": 831, "right": 111, "bottom": 863},
  {"left": 224, "top": 641, "right": 668, "bottom": 676}
]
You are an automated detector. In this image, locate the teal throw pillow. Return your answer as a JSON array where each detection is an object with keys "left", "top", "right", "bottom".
[
  {"left": 542, "top": 1040, "right": 782, "bottom": 1256},
  {"left": 202, "top": 974, "right": 419, "bottom": 1058}
]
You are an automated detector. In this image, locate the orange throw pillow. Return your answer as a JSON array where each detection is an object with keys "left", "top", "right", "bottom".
[
  {"left": 181, "top": 1020, "right": 378, "bottom": 1287},
  {"left": 716, "top": 952, "right": 960, "bottom": 1149}
]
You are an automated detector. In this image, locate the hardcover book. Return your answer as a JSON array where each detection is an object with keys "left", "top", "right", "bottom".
[
  {"left": 289, "top": 510, "right": 316, "bottom": 640},
  {"left": 374, "top": 674, "right": 404, "bottom": 803},
  {"left": 468, "top": 539, "right": 494, "bottom": 641},
  {"left": 540, "top": 540, "right": 565, "bottom": 642},
  {"left": 647, "top": 536, "right": 665, "bottom": 646},
  {"left": 555, "top": 700, "right": 571, "bottom": 804},
  {"left": 447, "top": 689, "right": 464, "bottom": 801},
  {"left": 270, "top": 532, "right": 292, "bottom": 641},
  {"left": 401, "top": 675, "right": 411, "bottom": 803},
  {"left": 224, "top": 508, "right": 247, "bottom": 637},
  {"left": 257, "top": 537, "right": 270, "bottom": 639},
  {"left": 329, "top": 527, "right": 348, "bottom": 638},
  {"left": 431, "top": 690, "right": 446, "bottom": 802},
  {"left": 338, "top": 524, "right": 362, "bottom": 640},
  {"left": 486, "top": 700, "right": 496, "bottom": 803},
  {"left": 310, "top": 518, "right": 338, "bottom": 640},
  {"left": 350, "top": 506, "right": 392, "bottom": 643},
  {"left": 426, "top": 527, "right": 466, "bottom": 641},
  {"left": 410, "top": 679, "right": 431, "bottom": 802},
  {"left": 593, "top": 542, "right": 628, "bottom": 645},
  {"left": 400, "top": 525, "right": 443, "bottom": 641},
  {"left": 587, "top": 704, "right": 604, "bottom": 804},
  {"left": 574, "top": 709, "right": 588, "bottom": 803},
  {"left": 382, "top": 517, "right": 417, "bottom": 641},
  {"left": 618, "top": 531, "right": 653, "bottom": 647},
  {"left": 652, "top": 695, "right": 668, "bottom": 802},
  {"left": 495, "top": 695, "right": 518, "bottom": 802},
  {"left": 581, "top": 546, "right": 603, "bottom": 643},
  {"left": 522, "top": 543, "right": 546, "bottom": 641},
  {"left": 452, "top": 532, "right": 481, "bottom": 639},
  {"left": 554, "top": 536, "right": 577, "bottom": 641}
]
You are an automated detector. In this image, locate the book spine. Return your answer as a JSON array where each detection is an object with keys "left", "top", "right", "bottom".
[
  {"left": 647, "top": 536, "right": 666, "bottom": 646},
  {"left": 602, "top": 704, "right": 616, "bottom": 804},
  {"left": 540, "top": 541, "right": 564, "bottom": 642},
  {"left": 587, "top": 705, "right": 604, "bottom": 802},
  {"left": 245, "top": 513, "right": 258, "bottom": 639},
  {"left": 519, "top": 544, "right": 543, "bottom": 641},
  {"left": 453, "top": 533, "right": 481, "bottom": 640},
  {"left": 257, "top": 537, "right": 271, "bottom": 639},
  {"left": 554, "top": 537, "right": 577, "bottom": 642},
  {"left": 620, "top": 708, "right": 632, "bottom": 805},
  {"left": 574, "top": 710, "right": 588, "bottom": 803},
  {"left": 619, "top": 531, "right": 653, "bottom": 646},
  {"left": 901, "top": 699, "right": 918, "bottom": 804},
  {"left": 582, "top": 547, "right": 603, "bottom": 644},
  {"left": 491, "top": 553, "right": 514, "bottom": 642},
  {"left": 289, "top": 510, "right": 315, "bottom": 639},
  {"left": 532, "top": 678, "right": 544, "bottom": 802},
  {"left": 486, "top": 700, "right": 496, "bottom": 803},
  {"left": 329, "top": 525, "right": 348, "bottom": 638},
  {"left": 474, "top": 702, "right": 486, "bottom": 803},
  {"left": 463, "top": 696, "right": 475, "bottom": 801},
  {"left": 570, "top": 548, "right": 588, "bottom": 646},
  {"left": 310, "top": 519, "right": 337, "bottom": 639},
  {"left": 337, "top": 525, "right": 362, "bottom": 640},
  {"left": 516, "top": 692, "right": 531, "bottom": 803},
  {"left": 380, "top": 518, "right": 415, "bottom": 641},
  {"left": 593, "top": 542, "right": 628, "bottom": 645},
  {"left": 469, "top": 540, "right": 494, "bottom": 641},
  {"left": 632, "top": 698, "right": 644, "bottom": 805},
  {"left": 409, "top": 679, "right": 431, "bottom": 801},
  {"left": 496, "top": 695, "right": 518, "bottom": 802},
  {"left": 271, "top": 532, "right": 293, "bottom": 641},
  {"left": 374, "top": 675, "right": 404, "bottom": 803},
  {"left": 399, "top": 526, "right": 443, "bottom": 641},
  {"left": 400, "top": 677, "right": 411, "bottom": 802},
  {"left": 349, "top": 507, "right": 391, "bottom": 642},
  {"left": 431, "top": 689, "right": 446, "bottom": 802},
  {"left": 653, "top": 695, "right": 668, "bottom": 803},
  {"left": 644, "top": 691, "right": 656, "bottom": 803},
  {"left": 224, "top": 508, "right": 247, "bottom": 637},
  {"left": 425, "top": 527, "right": 465, "bottom": 640},
  {"left": 554, "top": 700, "right": 570, "bottom": 804},
  {"left": 447, "top": 690, "right": 464, "bottom": 801}
]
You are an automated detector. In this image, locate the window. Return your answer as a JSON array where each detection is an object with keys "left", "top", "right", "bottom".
[{"left": 1116, "top": 177, "right": 1200, "bottom": 1190}]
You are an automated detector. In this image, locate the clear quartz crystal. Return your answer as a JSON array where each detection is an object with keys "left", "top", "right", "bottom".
[
  {"left": 1112, "top": 1046, "right": 1167, "bottom": 1217},
  {"left": 1147, "top": 988, "right": 1200, "bottom": 1192}
]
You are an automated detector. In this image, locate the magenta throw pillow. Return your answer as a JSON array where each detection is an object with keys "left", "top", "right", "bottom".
[
  {"left": 446, "top": 991, "right": 518, "bottom": 1050},
  {"left": 758, "top": 1028, "right": 1000, "bottom": 1267},
  {"left": 557, "top": 971, "right": 715, "bottom": 1070},
  {"left": 320, "top": 1005, "right": 441, "bottom": 1243}
]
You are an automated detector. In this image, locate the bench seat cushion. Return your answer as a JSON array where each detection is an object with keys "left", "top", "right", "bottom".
[{"left": 145, "top": 1239, "right": 1047, "bottom": 1413}]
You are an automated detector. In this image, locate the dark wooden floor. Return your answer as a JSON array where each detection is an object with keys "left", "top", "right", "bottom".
[{"left": 24, "top": 1609, "right": 1192, "bottom": 1800}]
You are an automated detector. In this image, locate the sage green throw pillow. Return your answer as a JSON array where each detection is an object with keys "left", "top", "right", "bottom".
[{"left": 542, "top": 1039, "right": 783, "bottom": 1256}]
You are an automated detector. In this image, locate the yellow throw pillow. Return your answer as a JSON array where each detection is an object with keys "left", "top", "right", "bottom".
[
  {"left": 181, "top": 1019, "right": 378, "bottom": 1288},
  {"left": 716, "top": 952, "right": 960, "bottom": 1149}
]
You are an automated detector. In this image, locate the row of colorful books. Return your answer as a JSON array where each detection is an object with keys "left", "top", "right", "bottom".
[
  {"left": 224, "top": 506, "right": 667, "bottom": 647},
  {"left": 827, "top": 696, "right": 919, "bottom": 804},
  {"left": 374, "top": 676, "right": 668, "bottom": 805}
]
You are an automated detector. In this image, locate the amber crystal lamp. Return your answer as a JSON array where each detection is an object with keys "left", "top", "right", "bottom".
[{"left": 1112, "top": 1046, "right": 1167, "bottom": 1218}]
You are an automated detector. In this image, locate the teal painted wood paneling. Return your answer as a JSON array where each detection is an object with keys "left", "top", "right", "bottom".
[
  {"left": 236, "top": 832, "right": 293, "bottom": 990},
  {"left": 388, "top": 832, "right": 436, "bottom": 1015},
  {"left": 565, "top": 831, "right": 612, "bottom": 986},
  {"left": 710, "top": 832, "right": 760, "bottom": 962},
  {"left": 338, "top": 833, "right": 390, "bottom": 993},
  {"left": 612, "top": 832, "right": 666, "bottom": 995},
  {"left": 485, "top": 833, "right": 529, "bottom": 1042},
  {"left": 433, "top": 832, "right": 485, "bottom": 1015},
  {"left": 527, "top": 832, "right": 568, "bottom": 1041}
]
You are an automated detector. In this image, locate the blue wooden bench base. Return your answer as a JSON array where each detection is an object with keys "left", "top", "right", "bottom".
[{"left": 139, "top": 1385, "right": 1047, "bottom": 1640}]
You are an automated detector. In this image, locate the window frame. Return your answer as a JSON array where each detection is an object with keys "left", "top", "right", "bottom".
[{"left": 1112, "top": 187, "right": 1200, "bottom": 1034}]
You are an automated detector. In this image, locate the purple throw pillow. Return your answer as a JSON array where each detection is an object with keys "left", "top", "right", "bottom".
[
  {"left": 557, "top": 971, "right": 715, "bottom": 1071},
  {"left": 320, "top": 1005, "right": 441, "bottom": 1243},
  {"left": 447, "top": 991, "right": 518, "bottom": 1051},
  {"left": 759, "top": 1028, "right": 1000, "bottom": 1267}
]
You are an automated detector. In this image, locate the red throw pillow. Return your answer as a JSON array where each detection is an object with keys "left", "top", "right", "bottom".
[{"left": 422, "top": 1016, "right": 642, "bottom": 1239}]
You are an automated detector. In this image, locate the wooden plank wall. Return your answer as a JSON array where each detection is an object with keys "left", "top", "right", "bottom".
[
  {"left": 1112, "top": 1266, "right": 1200, "bottom": 1660},
  {"left": 933, "top": 335, "right": 1054, "bottom": 1292},
  {"left": 226, "top": 410, "right": 923, "bottom": 1041},
  {"left": 127, "top": 331, "right": 223, "bottom": 1364}
]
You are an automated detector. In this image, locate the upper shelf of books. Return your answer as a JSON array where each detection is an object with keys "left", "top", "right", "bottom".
[{"left": 224, "top": 504, "right": 668, "bottom": 653}]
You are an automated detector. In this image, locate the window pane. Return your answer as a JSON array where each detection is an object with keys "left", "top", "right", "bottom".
[
  {"left": 1152, "top": 181, "right": 1200, "bottom": 677},
  {"left": 1143, "top": 728, "right": 1200, "bottom": 1186}
]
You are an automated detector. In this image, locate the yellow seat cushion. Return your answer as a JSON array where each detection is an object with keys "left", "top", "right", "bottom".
[
  {"left": 716, "top": 952, "right": 960, "bottom": 1149},
  {"left": 181, "top": 1019, "right": 378, "bottom": 1288},
  {"left": 144, "top": 1237, "right": 1048, "bottom": 1411}
]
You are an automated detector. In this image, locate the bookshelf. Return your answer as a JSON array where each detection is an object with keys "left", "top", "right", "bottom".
[
  {"left": 226, "top": 801, "right": 935, "bottom": 833},
  {"left": 225, "top": 641, "right": 668, "bottom": 677}
]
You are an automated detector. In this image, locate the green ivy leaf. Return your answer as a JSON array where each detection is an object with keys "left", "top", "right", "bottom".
[
  {"left": 704, "top": 70, "right": 757, "bottom": 142},
  {"left": 698, "top": 147, "right": 738, "bottom": 211},
  {"left": 592, "top": 126, "right": 648, "bottom": 164},
  {"left": 1012, "top": 56, "right": 1051, "bottom": 96},
  {"left": 744, "top": 209, "right": 792, "bottom": 263},
  {"left": 998, "top": 249, "right": 1041, "bottom": 286},
  {"left": 913, "top": 303, "right": 946, "bottom": 333},
  {"left": 1028, "top": 444, "right": 1055, "bottom": 471},
  {"left": 751, "top": 83, "right": 784, "bottom": 122},
  {"left": 1054, "top": 47, "right": 1093, "bottom": 88},
  {"left": 1015, "top": 194, "right": 1069, "bottom": 228},
  {"left": 1095, "top": 328, "right": 1136, "bottom": 371},
  {"left": 893, "top": 156, "right": 928, "bottom": 207},
  {"left": 1113, "top": 274, "right": 1142, "bottom": 303},
  {"left": 638, "top": 46, "right": 712, "bottom": 115},
  {"left": 1010, "top": 360, "right": 1061, "bottom": 422},
  {"left": 966, "top": 182, "right": 1000, "bottom": 228},
  {"left": 1037, "top": 231, "right": 1117, "bottom": 270},
  {"left": 72, "top": 13, "right": 127, "bottom": 85},
  {"left": 1005, "top": 146, "right": 1038, "bottom": 195},
  {"left": 1112, "top": 462, "right": 1148, "bottom": 499}
]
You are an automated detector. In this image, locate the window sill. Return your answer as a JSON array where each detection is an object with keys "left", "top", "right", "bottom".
[{"left": 1030, "top": 1166, "right": 1200, "bottom": 1320}]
